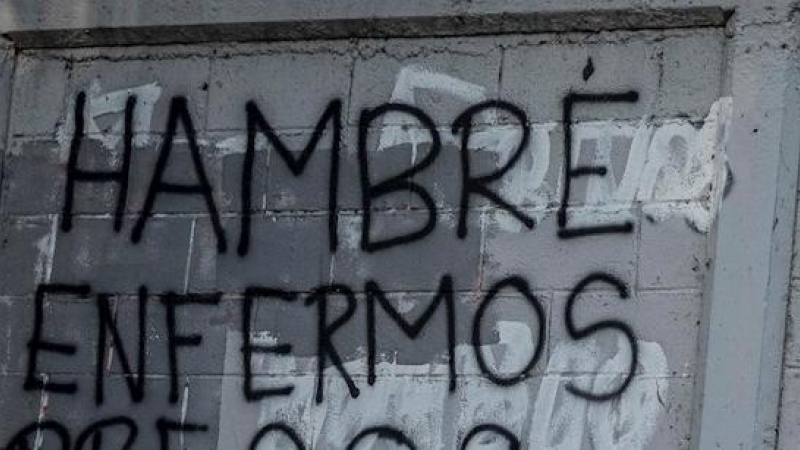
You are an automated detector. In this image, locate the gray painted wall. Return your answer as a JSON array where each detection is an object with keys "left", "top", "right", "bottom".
[{"left": 0, "top": 2, "right": 797, "bottom": 449}]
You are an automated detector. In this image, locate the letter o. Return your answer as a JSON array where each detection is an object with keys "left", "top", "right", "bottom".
[
  {"left": 345, "top": 426, "right": 416, "bottom": 450},
  {"left": 460, "top": 424, "right": 520, "bottom": 450},
  {"left": 249, "top": 423, "right": 305, "bottom": 450},
  {"left": 472, "top": 276, "right": 545, "bottom": 386}
]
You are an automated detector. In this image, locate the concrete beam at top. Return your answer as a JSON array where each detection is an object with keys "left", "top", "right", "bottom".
[{"left": 0, "top": 0, "right": 760, "bottom": 49}]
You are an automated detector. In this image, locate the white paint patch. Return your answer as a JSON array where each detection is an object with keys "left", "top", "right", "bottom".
[
  {"left": 564, "top": 97, "right": 731, "bottom": 231},
  {"left": 338, "top": 215, "right": 363, "bottom": 252},
  {"left": 642, "top": 97, "right": 732, "bottom": 232},
  {"left": 377, "top": 64, "right": 492, "bottom": 162},
  {"left": 171, "top": 136, "right": 210, "bottom": 147},
  {"left": 217, "top": 321, "right": 668, "bottom": 449},
  {"left": 390, "top": 64, "right": 490, "bottom": 107},
  {"left": 57, "top": 80, "right": 163, "bottom": 150},
  {"left": 375, "top": 64, "right": 732, "bottom": 233},
  {"left": 529, "top": 337, "right": 668, "bottom": 449},
  {"left": 32, "top": 216, "right": 58, "bottom": 285}
]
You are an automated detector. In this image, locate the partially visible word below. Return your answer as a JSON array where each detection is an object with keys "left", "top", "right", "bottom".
[
  {"left": 12, "top": 257, "right": 640, "bottom": 450},
  {"left": 6, "top": 419, "right": 521, "bottom": 450}
]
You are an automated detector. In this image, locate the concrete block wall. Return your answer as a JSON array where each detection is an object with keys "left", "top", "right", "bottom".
[{"left": 0, "top": 2, "right": 798, "bottom": 450}]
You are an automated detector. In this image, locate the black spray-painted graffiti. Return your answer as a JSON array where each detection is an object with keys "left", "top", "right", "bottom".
[
  {"left": 7, "top": 89, "right": 642, "bottom": 449},
  {"left": 61, "top": 89, "right": 636, "bottom": 252},
  {"left": 4, "top": 420, "right": 524, "bottom": 450},
  {"left": 23, "top": 273, "right": 634, "bottom": 401}
]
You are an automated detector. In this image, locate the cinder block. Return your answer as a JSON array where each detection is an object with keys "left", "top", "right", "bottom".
[
  {"left": 411, "top": 123, "right": 560, "bottom": 210},
  {"left": 210, "top": 126, "right": 345, "bottom": 214},
  {"left": 3, "top": 137, "right": 228, "bottom": 217},
  {"left": 483, "top": 209, "right": 637, "bottom": 290},
  {"left": 208, "top": 43, "right": 354, "bottom": 131},
  {"left": 639, "top": 216, "right": 709, "bottom": 289},
  {"left": 126, "top": 138, "right": 224, "bottom": 215},
  {"left": 67, "top": 57, "right": 212, "bottom": 134},
  {"left": 450, "top": 376, "right": 537, "bottom": 448},
  {"left": 265, "top": 128, "right": 349, "bottom": 211},
  {"left": 367, "top": 292, "right": 476, "bottom": 369},
  {"left": 342, "top": 122, "right": 530, "bottom": 212},
  {"left": 350, "top": 38, "right": 502, "bottom": 127},
  {"left": 465, "top": 292, "right": 551, "bottom": 377},
  {"left": 0, "top": 217, "right": 56, "bottom": 296},
  {"left": 0, "top": 297, "right": 34, "bottom": 374},
  {"left": 2, "top": 140, "right": 67, "bottom": 216},
  {"left": 10, "top": 54, "right": 68, "bottom": 137},
  {"left": 189, "top": 214, "right": 332, "bottom": 292},
  {"left": 332, "top": 210, "right": 482, "bottom": 292},
  {"left": 310, "top": 376, "right": 514, "bottom": 449},
  {"left": 579, "top": 375, "right": 694, "bottom": 449},
  {"left": 501, "top": 39, "right": 660, "bottom": 123},
  {"left": 110, "top": 296, "right": 237, "bottom": 376},
  {"left": 31, "top": 293, "right": 97, "bottom": 377},
  {"left": 338, "top": 124, "right": 423, "bottom": 210},
  {"left": 3, "top": 138, "right": 121, "bottom": 216},
  {"left": 549, "top": 290, "right": 702, "bottom": 377},
  {"left": 341, "top": 130, "right": 502, "bottom": 212},
  {"left": 413, "top": 142, "right": 462, "bottom": 209},
  {"left": 563, "top": 123, "right": 638, "bottom": 206},
  {"left": 181, "top": 376, "right": 223, "bottom": 449},
  {"left": 249, "top": 289, "right": 321, "bottom": 371},
  {"left": 50, "top": 217, "right": 192, "bottom": 294},
  {"left": 209, "top": 132, "right": 269, "bottom": 213},
  {"left": 656, "top": 30, "right": 726, "bottom": 119},
  {"left": 0, "top": 375, "right": 42, "bottom": 447}
]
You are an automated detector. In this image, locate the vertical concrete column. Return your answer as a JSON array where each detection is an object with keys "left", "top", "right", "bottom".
[
  {"left": 0, "top": 41, "right": 13, "bottom": 214},
  {"left": 696, "top": 7, "right": 800, "bottom": 450}
]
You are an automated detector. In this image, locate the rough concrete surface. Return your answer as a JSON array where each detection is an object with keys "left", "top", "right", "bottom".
[{"left": 0, "top": 2, "right": 798, "bottom": 450}]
